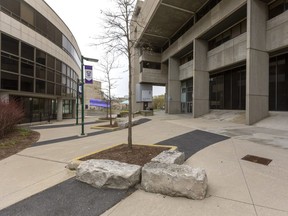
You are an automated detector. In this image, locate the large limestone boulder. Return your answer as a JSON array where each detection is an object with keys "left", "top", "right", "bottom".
[
  {"left": 141, "top": 162, "right": 208, "bottom": 200},
  {"left": 76, "top": 159, "right": 141, "bottom": 189},
  {"left": 151, "top": 150, "right": 185, "bottom": 165}
]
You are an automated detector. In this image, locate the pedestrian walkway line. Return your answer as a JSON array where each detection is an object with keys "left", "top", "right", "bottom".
[
  {"left": 32, "top": 130, "right": 110, "bottom": 147},
  {"left": 16, "top": 154, "right": 67, "bottom": 165},
  {"left": 29, "top": 121, "right": 99, "bottom": 130}
]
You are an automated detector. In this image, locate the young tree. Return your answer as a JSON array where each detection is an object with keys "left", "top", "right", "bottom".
[
  {"left": 98, "top": 53, "right": 119, "bottom": 126},
  {"left": 96, "top": 0, "right": 137, "bottom": 149}
]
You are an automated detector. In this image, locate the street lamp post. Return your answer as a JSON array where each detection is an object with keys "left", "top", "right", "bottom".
[
  {"left": 80, "top": 55, "right": 99, "bottom": 136},
  {"left": 76, "top": 79, "right": 79, "bottom": 125}
]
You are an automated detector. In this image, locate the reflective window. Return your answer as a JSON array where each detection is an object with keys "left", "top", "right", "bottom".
[
  {"left": 36, "top": 49, "right": 46, "bottom": 65},
  {"left": 1, "top": 34, "right": 19, "bottom": 55},
  {"left": 1, "top": 72, "right": 18, "bottom": 90},
  {"left": 21, "top": 60, "right": 34, "bottom": 77},
  {"left": 47, "top": 54, "right": 55, "bottom": 69},
  {"left": 21, "top": 76, "right": 33, "bottom": 92},
  {"left": 0, "top": 0, "right": 81, "bottom": 69},
  {"left": 56, "top": 84, "right": 61, "bottom": 96},
  {"left": 36, "top": 79, "right": 46, "bottom": 93},
  {"left": 1, "top": 53, "right": 19, "bottom": 73},
  {"left": 47, "top": 82, "right": 54, "bottom": 95},
  {"left": 269, "top": 54, "right": 288, "bottom": 111},
  {"left": 21, "top": 43, "right": 34, "bottom": 60},
  {"left": 0, "top": 0, "right": 20, "bottom": 17},
  {"left": 36, "top": 65, "right": 46, "bottom": 79},
  {"left": 47, "top": 69, "right": 55, "bottom": 82},
  {"left": 21, "top": 1, "right": 34, "bottom": 26},
  {"left": 210, "top": 66, "right": 246, "bottom": 110}
]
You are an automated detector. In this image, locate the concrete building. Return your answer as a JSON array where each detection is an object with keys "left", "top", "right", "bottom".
[
  {"left": 131, "top": 0, "right": 288, "bottom": 125},
  {"left": 0, "top": 0, "right": 82, "bottom": 123}
]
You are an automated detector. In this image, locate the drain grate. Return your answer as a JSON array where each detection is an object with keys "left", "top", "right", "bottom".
[{"left": 241, "top": 155, "right": 272, "bottom": 166}]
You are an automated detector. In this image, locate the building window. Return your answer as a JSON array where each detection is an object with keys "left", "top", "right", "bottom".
[
  {"left": 21, "top": 1, "right": 34, "bottom": 26},
  {"left": 210, "top": 66, "right": 246, "bottom": 110},
  {"left": 21, "top": 76, "right": 33, "bottom": 92},
  {"left": 21, "top": 42, "right": 34, "bottom": 61},
  {"left": 1, "top": 72, "right": 19, "bottom": 90},
  {"left": 1, "top": 34, "right": 19, "bottom": 55},
  {"left": 36, "top": 65, "right": 46, "bottom": 79},
  {"left": 36, "top": 79, "right": 46, "bottom": 93},
  {"left": 180, "top": 52, "right": 193, "bottom": 65},
  {"left": 1, "top": 53, "right": 19, "bottom": 73},
  {"left": 0, "top": 0, "right": 20, "bottom": 18},
  {"left": 0, "top": 0, "right": 81, "bottom": 68},
  {"left": 208, "top": 19, "right": 247, "bottom": 50},
  {"left": 140, "top": 61, "right": 161, "bottom": 72},
  {"left": 36, "top": 49, "right": 46, "bottom": 65},
  {"left": 269, "top": 53, "right": 288, "bottom": 111},
  {"left": 21, "top": 60, "right": 34, "bottom": 77},
  {"left": 196, "top": 0, "right": 222, "bottom": 22},
  {"left": 47, "top": 69, "right": 55, "bottom": 82},
  {"left": 269, "top": 0, "right": 288, "bottom": 19},
  {"left": 47, "top": 82, "right": 54, "bottom": 95}
]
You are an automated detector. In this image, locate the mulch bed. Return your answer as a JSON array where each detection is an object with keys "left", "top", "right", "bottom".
[
  {"left": 0, "top": 128, "right": 40, "bottom": 160},
  {"left": 79, "top": 144, "right": 170, "bottom": 166}
]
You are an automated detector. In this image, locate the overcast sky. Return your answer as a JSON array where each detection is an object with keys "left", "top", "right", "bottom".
[{"left": 44, "top": 0, "right": 165, "bottom": 97}]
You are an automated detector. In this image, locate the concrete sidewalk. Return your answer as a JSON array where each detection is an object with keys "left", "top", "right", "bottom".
[{"left": 0, "top": 111, "right": 288, "bottom": 215}]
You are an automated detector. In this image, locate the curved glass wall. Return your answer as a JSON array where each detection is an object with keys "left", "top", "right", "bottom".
[{"left": 0, "top": 0, "right": 81, "bottom": 68}]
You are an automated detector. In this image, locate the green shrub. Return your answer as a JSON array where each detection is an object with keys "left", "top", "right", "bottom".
[{"left": 0, "top": 100, "right": 24, "bottom": 138}]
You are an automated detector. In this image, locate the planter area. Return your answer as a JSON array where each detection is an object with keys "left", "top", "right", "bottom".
[{"left": 67, "top": 144, "right": 208, "bottom": 200}]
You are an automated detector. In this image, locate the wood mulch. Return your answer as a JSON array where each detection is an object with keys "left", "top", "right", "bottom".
[
  {"left": 79, "top": 144, "right": 170, "bottom": 166},
  {"left": 0, "top": 128, "right": 40, "bottom": 160}
]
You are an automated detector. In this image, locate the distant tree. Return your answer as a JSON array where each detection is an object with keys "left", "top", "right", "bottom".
[
  {"left": 95, "top": 0, "right": 138, "bottom": 149},
  {"left": 153, "top": 95, "right": 165, "bottom": 110},
  {"left": 98, "top": 53, "right": 119, "bottom": 126}
]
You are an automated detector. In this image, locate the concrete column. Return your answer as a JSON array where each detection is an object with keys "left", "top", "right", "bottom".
[
  {"left": 246, "top": 0, "right": 269, "bottom": 125},
  {"left": 72, "top": 99, "right": 76, "bottom": 118},
  {"left": 57, "top": 98, "right": 63, "bottom": 121},
  {"left": 193, "top": 39, "right": 209, "bottom": 118},
  {"left": 167, "top": 58, "right": 181, "bottom": 114}
]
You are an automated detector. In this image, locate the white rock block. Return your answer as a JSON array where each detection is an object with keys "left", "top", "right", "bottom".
[
  {"left": 76, "top": 159, "right": 141, "bottom": 189},
  {"left": 141, "top": 162, "right": 208, "bottom": 200},
  {"left": 151, "top": 150, "right": 185, "bottom": 165}
]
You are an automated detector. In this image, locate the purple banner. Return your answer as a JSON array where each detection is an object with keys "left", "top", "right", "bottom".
[{"left": 85, "top": 65, "right": 93, "bottom": 84}]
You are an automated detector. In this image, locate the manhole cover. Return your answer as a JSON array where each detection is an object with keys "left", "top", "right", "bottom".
[{"left": 241, "top": 155, "right": 272, "bottom": 166}]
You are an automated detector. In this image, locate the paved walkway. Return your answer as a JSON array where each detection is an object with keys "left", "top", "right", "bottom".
[{"left": 0, "top": 111, "right": 288, "bottom": 215}]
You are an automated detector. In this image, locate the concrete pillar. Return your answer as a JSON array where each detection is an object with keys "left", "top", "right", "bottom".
[
  {"left": 246, "top": 0, "right": 269, "bottom": 125},
  {"left": 167, "top": 58, "right": 181, "bottom": 114},
  {"left": 57, "top": 98, "right": 63, "bottom": 121},
  {"left": 72, "top": 99, "right": 76, "bottom": 118},
  {"left": 193, "top": 39, "right": 209, "bottom": 118}
]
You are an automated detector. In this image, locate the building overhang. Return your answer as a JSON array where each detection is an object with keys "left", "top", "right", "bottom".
[{"left": 138, "top": 0, "right": 207, "bottom": 49}]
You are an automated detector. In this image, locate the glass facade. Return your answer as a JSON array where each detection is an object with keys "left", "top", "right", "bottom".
[
  {"left": 0, "top": 0, "right": 81, "bottom": 67},
  {"left": 0, "top": 33, "right": 79, "bottom": 122},
  {"left": 210, "top": 66, "right": 246, "bottom": 110},
  {"left": 11, "top": 96, "right": 57, "bottom": 123},
  {"left": 181, "top": 79, "right": 193, "bottom": 113},
  {"left": 269, "top": 53, "right": 288, "bottom": 111}
]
